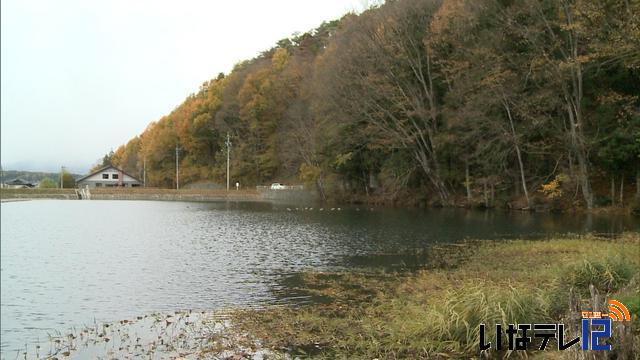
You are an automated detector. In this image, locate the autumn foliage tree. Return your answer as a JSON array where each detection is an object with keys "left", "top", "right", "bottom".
[{"left": 101, "top": 0, "right": 639, "bottom": 208}]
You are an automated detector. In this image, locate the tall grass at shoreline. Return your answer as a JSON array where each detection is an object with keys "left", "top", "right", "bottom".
[{"left": 229, "top": 233, "right": 640, "bottom": 359}]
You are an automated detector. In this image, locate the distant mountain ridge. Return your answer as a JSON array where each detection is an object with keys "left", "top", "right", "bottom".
[{"left": 1, "top": 170, "right": 81, "bottom": 183}]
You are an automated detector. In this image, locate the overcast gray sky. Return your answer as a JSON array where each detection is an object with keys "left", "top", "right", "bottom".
[{"left": 1, "top": 0, "right": 364, "bottom": 173}]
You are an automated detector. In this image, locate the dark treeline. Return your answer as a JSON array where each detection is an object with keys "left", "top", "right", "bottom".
[{"left": 108, "top": 0, "right": 640, "bottom": 209}]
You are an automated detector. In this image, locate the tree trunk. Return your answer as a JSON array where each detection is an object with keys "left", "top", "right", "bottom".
[
  {"left": 490, "top": 183, "right": 495, "bottom": 208},
  {"left": 619, "top": 176, "right": 624, "bottom": 206},
  {"left": 566, "top": 101, "right": 593, "bottom": 209},
  {"left": 576, "top": 138, "right": 592, "bottom": 209},
  {"left": 432, "top": 175, "right": 448, "bottom": 204},
  {"left": 611, "top": 177, "right": 615, "bottom": 206},
  {"left": 363, "top": 170, "right": 369, "bottom": 197},
  {"left": 568, "top": 154, "right": 574, "bottom": 179},
  {"left": 503, "top": 95, "right": 530, "bottom": 208},
  {"left": 533, "top": 1, "right": 593, "bottom": 208},
  {"left": 415, "top": 150, "right": 448, "bottom": 204},
  {"left": 483, "top": 182, "right": 488, "bottom": 208},
  {"left": 465, "top": 161, "right": 471, "bottom": 203},
  {"left": 315, "top": 177, "right": 326, "bottom": 202},
  {"left": 563, "top": 6, "right": 593, "bottom": 209}
]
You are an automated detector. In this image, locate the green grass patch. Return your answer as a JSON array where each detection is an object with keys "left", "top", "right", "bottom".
[{"left": 564, "top": 256, "right": 635, "bottom": 295}]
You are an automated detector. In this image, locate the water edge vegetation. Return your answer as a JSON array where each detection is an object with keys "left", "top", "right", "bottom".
[{"left": 43, "top": 232, "right": 639, "bottom": 359}]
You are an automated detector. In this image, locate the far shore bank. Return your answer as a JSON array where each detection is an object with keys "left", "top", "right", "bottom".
[
  {"left": 0, "top": 188, "right": 265, "bottom": 203},
  {"left": 1, "top": 187, "right": 637, "bottom": 214}
]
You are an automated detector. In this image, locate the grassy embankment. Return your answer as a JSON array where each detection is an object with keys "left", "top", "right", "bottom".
[{"left": 221, "top": 233, "right": 639, "bottom": 359}]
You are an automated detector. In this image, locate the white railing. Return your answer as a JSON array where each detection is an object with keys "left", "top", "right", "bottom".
[
  {"left": 76, "top": 186, "right": 92, "bottom": 200},
  {"left": 256, "top": 185, "right": 304, "bottom": 191}
]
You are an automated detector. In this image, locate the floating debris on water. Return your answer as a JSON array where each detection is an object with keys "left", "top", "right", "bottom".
[{"left": 20, "top": 310, "right": 283, "bottom": 359}]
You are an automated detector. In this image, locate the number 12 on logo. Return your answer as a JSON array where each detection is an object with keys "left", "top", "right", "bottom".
[{"left": 582, "top": 318, "right": 611, "bottom": 351}]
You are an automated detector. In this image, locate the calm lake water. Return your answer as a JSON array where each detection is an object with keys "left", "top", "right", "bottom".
[{"left": 1, "top": 200, "right": 638, "bottom": 356}]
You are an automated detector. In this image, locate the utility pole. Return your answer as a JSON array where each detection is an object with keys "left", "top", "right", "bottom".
[
  {"left": 143, "top": 158, "right": 146, "bottom": 188},
  {"left": 225, "top": 132, "right": 231, "bottom": 191},
  {"left": 60, "top": 166, "right": 64, "bottom": 189},
  {"left": 175, "top": 145, "right": 180, "bottom": 190}
]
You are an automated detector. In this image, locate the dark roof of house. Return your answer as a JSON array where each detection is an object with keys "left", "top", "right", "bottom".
[
  {"left": 5, "top": 178, "right": 35, "bottom": 186},
  {"left": 76, "top": 165, "right": 142, "bottom": 183}
]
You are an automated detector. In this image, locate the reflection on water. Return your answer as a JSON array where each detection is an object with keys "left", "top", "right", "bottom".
[{"left": 0, "top": 200, "right": 637, "bottom": 355}]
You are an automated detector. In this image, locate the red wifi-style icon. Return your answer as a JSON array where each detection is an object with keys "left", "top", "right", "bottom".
[{"left": 604, "top": 299, "right": 631, "bottom": 321}]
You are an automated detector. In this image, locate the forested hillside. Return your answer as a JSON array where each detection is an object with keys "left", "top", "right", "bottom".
[{"left": 107, "top": 0, "right": 640, "bottom": 209}]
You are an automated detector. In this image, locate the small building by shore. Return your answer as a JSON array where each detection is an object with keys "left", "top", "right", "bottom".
[
  {"left": 76, "top": 165, "right": 142, "bottom": 188},
  {"left": 3, "top": 178, "right": 36, "bottom": 189}
]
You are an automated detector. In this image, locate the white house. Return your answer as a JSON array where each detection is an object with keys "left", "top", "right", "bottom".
[{"left": 76, "top": 165, "right": 142, "bottom": 188}]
